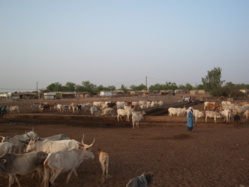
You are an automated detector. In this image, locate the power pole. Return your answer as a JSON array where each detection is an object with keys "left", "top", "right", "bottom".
[
  {"left": 36, "top": 82, "right": 39, "bottom": 99},
  {"left": 145, "top": 76, "right": 148, "bottom": 91}
]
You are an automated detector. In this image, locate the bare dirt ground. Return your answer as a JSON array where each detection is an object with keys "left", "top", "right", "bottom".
[{"left": 1, "top": 96, "right": 249, "bottom": 187}]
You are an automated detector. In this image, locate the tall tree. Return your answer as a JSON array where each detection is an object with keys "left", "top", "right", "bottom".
[
  {"left": 81, "top": 81, "right": 97, "bottom": 93},
  {"left": 46, "top": 82, "right": 62, "bottom": 92},
  {"left": 65, "top": 82, "right": 76, "bottom": 91},
  {"left": 202, "top": 67, "right": 224, "bottom": 96}
]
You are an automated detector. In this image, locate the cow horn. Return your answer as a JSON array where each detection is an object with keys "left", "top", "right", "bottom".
[
  {"left": 81, "top": 134, "right": 85, "bottom": 145},
  {"left": 81, "top": 134, "right": 95, "bottom": 149},
  {"left": 88, "top": 138, "right": 95, "bottom": 148}
]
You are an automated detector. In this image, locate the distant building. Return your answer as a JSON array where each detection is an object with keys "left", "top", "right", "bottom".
[
  {"left": 100, "top": 91, "right": 113, "bottom": 97},
  {"left": 44, "top": 92, "right": 56, "bottom": 100}
]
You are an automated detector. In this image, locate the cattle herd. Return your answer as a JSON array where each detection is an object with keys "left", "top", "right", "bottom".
[
  {"left": 0, "top": 129, "right": 110, "bottom": 187},
  {"left": 1, "top": 98, "right": 249, "bottom": 186},
  {"left": 168, "top": 100, "right": 249, "bottom": 125}
]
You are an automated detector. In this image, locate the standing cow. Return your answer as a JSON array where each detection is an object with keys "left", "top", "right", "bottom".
[{"left": 0, "top": 151, "right": 48, "bottom": 187}]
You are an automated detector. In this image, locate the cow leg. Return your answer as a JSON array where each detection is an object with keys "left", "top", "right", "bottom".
[
  {"left": 8, "top": 174, "right": 16, "bottom": 187},
  {"left": 50, "top": 169, "right": 62, "bottom": 185},
  {"left": 66, "top": 169, "right": 75, "bottom": 184},
  {"left": 105, "top": 162, "right": 109, "bottom": 178},
  {"left": 14, "top": 174, "right": 21, "bottom": 187},
  {"left": 73, "top": 169, "right": 78, "bottom": 177},
  {"left": 132, "top": 122, "right": 135, "bottom": 129},
  {"left": 100, "top": 162, "right": 105, "bottom": 176}
]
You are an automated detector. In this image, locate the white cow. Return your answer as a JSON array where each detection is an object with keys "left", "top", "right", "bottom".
[
  {"left": 8, "top": 106, "right": 20, "bottom": 114},
  {"left": 7, "top": 130, "right": 38, "bottom": 153},
  {"left": 116, "top": 101, "right": 126, "bottom": 109},
  {"left": 0, "top": 142, "right": 14, "bottom": 155},
  {"left": 25, "top": 135, "right": 94, "bottom": 153},
  {"left": 205, "top": 110, "right": 222, "bottom": 124},
  {"left": 25, "top": 139, "right": 82, "bottom": 153},
  {"left": 43, "top": 138, "right": 95, "bottom": 186},
  {"left": 31, "top": 103, "right": 42, "bottom": 112},
  {"left": 117, "top": 107, "right": 133, "bottom": 122},
  {"left": 233, "top": 105, "right": 249, "bottom": 115},
  {"left": 193, "top": 109, "right": 204, "bottom": 124},
  {"left": 131, "top": 111, "right": 146, "bottom": 129},
  {"left": 168, "top": 107, "right": 187, "bottom": 116},
  {"left": 90, "top": 106, "right": 99, "bottom": 115},
  {"left": 244, "top": 110, "right": 249, "bottom": 123},
  {"left": 100, "top": 107, "right": 115, "bottom": 116},
  {"left": 219, "top": 109, "right": 232, "bottom": 123}
]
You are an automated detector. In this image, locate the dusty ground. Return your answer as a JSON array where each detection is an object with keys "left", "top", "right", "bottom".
[{"left": 0, "top": 96, "right": 249, "bottom": 187}]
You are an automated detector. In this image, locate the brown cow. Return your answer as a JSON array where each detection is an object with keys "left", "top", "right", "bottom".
[{"left": 205, "top": 103, "right": 221, "bottom": 111}]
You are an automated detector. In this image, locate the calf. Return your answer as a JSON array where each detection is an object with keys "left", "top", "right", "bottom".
[
  {"left": 97, "top": 148, "right": 110, "bottom": 179},
  {"left": 131, "top": 111, "right": 146, "bottom": 129}
]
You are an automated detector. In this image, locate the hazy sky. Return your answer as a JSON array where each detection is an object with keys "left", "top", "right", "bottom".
[{"left": 1, "top": 1, "right": 249, "bottom": 92}]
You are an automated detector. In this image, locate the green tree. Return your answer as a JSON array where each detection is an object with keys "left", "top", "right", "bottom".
[
  {"left": 65, "top": 82, "right": 76, "bottom": 91},
  {"left": 46, "top": 82, "right": 62, "bottom": 92},
  {"left": 81, "top": 81, "right": 97, "bottom": 93},
  {"left": 220, "top": 82, "right": 245, "bottom": 98},
  {"left": 165, "top": 82, "right": 178, "bottom": 90},
  {"left": 130, "top": 84, "right": 147, "bottom": 91},
  {"left": 107, "top": 85, "right": 116, "bottom": 91},
  {"left": 149, "top": 83, "right": 165, "bottom": 90},
  {"left": 120, "top": 84, "right": 128, "bottom": 92},
  {"left": 185, "top": 83, "right": 193, "bottom": 90},
  {"left": 202, "top": 67, "right": 224, "bottom": 96},
  {"left": 195, "top": 84, "right": 204, "bottom": 90}
]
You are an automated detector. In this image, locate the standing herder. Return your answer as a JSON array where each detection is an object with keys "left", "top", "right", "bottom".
[{"left": 186, "top": 106, "right": 195, "bottom": 131}]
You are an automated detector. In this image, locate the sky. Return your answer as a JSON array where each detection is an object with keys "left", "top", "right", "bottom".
[{"left": 1, "top": 1, "right": 249, "bottom": 92}]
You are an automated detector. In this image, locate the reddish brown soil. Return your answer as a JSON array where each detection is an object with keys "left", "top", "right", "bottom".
[{"left": 0, "top": 96, "right": 249, "bottom": 187}]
